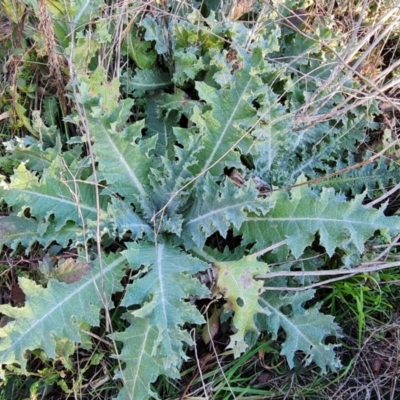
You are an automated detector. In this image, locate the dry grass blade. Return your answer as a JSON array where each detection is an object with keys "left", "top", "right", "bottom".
[
  {"left": 1, "top": 0, "right": 400, "bottom": 398},
  {"left": 330, "top": 321, "right": 400, "bottom": 400},
  {"left": 37, "top": 0, "right": 67, "bottom": 115}
]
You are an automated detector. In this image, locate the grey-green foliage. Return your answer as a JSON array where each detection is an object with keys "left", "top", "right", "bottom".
[{"left": 0, "top": 3, "right": 399, "bottom": 399}]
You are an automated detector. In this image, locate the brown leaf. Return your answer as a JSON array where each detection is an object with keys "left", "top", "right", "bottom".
[
  {"left": 202, "top": 307, "right": 222, "bottom": 344},
  {"left": 282, "top": 9, "right": 308, "bottom": 31},
  {"left": 228, "top": 169, "right": 271, "bottom": 196},
  {"left": 229, "top": 0, "right": 256, "bottom": 20},
  {"left": 10, "top": 282, "right": 25, "bottom": 306},
  {"left": 256, "top": 371, "right": 271, "bottom": 385},
  {"left": 55, "top": 258, "right": 93, "bottom": 284},
  {"left": 0, "top": 315, "right": 14, "bottom": 328}
]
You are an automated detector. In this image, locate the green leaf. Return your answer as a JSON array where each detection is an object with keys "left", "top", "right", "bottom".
[
  {"left": 257, "top": 290, "right": 342, "bottom": 373},
  {"left": 188, "top": 49, "right": 266, "bottom": 176},
  {"left": 105, "top": 197, "right": 154, "bottom": 241},
  {"left": 141, "top": 16, "right": 169, "bottom": 55},
  {"left": 121, "top": 69, "right": 171, "bottom": 97},
  {"left": 78, "top": 68, "right": 156, "bottom": 215},
  {"left": 70, "top": 35, "right": 100, "bottom": 73},
  {"left": 3, "top": 135, "right": 81, "bottom": 173},
  {"left": 42, "top": 0, "right": 105, "bottom": 53},
  {"left": 89, "top": 114, "right": 156, "bottom": 216},
  {"left": 241, "top": 182, "right": 400, "bottom": 262},
  {"left": 322, "top": 154, "right": 399, "bottom": 196},
  {"left": 38, "top": 220, "right": 86, "bottom": 249},
  {"left": 125, "top": 33, "right": 157, "bottom": 69},
  {"left": 174, "top": 13, "right": 225, "bottom": 53},
  {"left": 0, "top": 215, "right": 38, "bottom": 254},
  {"left": 122, "top": 243, "right": 209, "bottom": 372},
  {"left": 110, "top": 316, "right": 164, "bottom": 400},
  {"left": 42, "top": 95, "right": 60, "bottom": 127},
  {"left": 0, "top": 161, "right": 104, "bottom": 231},
  {"left": 13, "top": 101, "right": 36, "bottom": 136},
  {"left": 0, "top": 253, "right": 126, "bottom": 378},
  {"left": 3, "top": 137, "right": 53, "bottom": 171},
  {"left": 213, "top": 255, "right": 270, "bottom": 357},
  {"left": 157, "top": 89, "right": 199, "bottom": 122},
  {"left": 31, "top": 111, "right": 59, "bottom": 146},
  {"left": 78, "top": 67, "right": 121, "bottom": 112},
  {"left": 173, "top": 48, "right": 204, "bottom": 85},
  {"left": 148, "top": 127, "right": 204, "bottom": 232},
  {"left": 182, "top": 174, "right": 273, "bottom": 249},
  {"left": 251, "top": 84, "right": 294, "bottom": 173}
]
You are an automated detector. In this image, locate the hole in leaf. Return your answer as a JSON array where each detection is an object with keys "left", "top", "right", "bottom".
[
  {"left": 240, "top": 153, "right": 255, "bottom": 169},
  {"left": 178, "top": 114, "right": 190, "bottom": 128},
  {"left": 205, "top": 229, "right": 242, "bottom": 252},
  {"left": 279, "top": 305, "right": 292, "bottom": 316},
  {"left": 252, "top": 99, "right": 260, "bottom": 110},
  {"left": 236, "top": 297, "right": 244, "bottom": 307}
]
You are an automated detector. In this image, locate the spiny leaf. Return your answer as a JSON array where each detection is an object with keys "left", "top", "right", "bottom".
[
  {"left": 148, "top": 128, "right": 204, "bottom": 233},
  {"left": 173, "top": 48, "right": 204, "bottom": 85},
  {"left": 0, "top": 215, "right": 38, "bottom": 254},
  {"left": 174, "top": 14, "right": 225, "bottom": 52},
  {"left": 322, "top": 154, "right": 399, "bottom": 196},
  {"left": 78, "top": 67, "right": 121, "bottom": 112},
  {"left": 188, "top": 49, "right": 266, "bottom": 176},
  {"left": 213, "top": 255, "right": 269, "bottom": 356},
  {"left": 78, "top": 68, "right": 156, "bottom": 215},
  {"left": 42, "top": 95, "right": 60, "bottom": 127},
  {"left": 3, "top": 137, "right": 55, "bottom": 172},
  {"left": 89, "top": 115, "right": 156, "bottom": 216},
  {"left": 3, "top": 134, "right": 83, "bottom": 173},
  {"left": 105, "top": 197, "right": 154, "bottom": 241},
  {"left": 0, "top": 161, "right": 104, "bottom": 231},
  {"left": 157, "top": 89, "right": 198, "bottom": 121},
  {"left": 182, "top": 174, "right": 273, "bottom": 249},
  {"left": 145, "top": 94, "right": 176, "bottom": 156},
  {"left": 241, "top": 181, "right": 400, "bottom": 262},
  {"left": 251, "top": 82, "right": 294, "bottom": 173},
  {"left": 257, "top": 290, "right": 342, "bottom": 373},
  {"left": 31, "top": 111, "right": 59, "bottom": 146},
  {"left": 122, "top": 243, "right": 209, "bottom": 372},
  {"left": 38, "top": 220, "right": 87, "bottom": 249},
  {"left": 0, "top": 253, "right": 126, "bottom": 378},
  {"left": 121, "top": 69, "right": 171, "bottom": 97},
  {"left": 141, "top": 15, "right": 169, "bottom": 55},
  {"left": 110, "top": 316, "right": 165, "bottom": 400}
]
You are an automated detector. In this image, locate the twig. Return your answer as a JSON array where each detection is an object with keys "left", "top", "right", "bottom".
[
  {"left": 251, "top": 240, "right": 287, "bottom": 258},
  {"left": 262, "top": 273, "right": 360, "bottom": 291},
  {"left": 365, "top": 182, "right": 400, "bottom": 209},
  {"left": 180, "top": 343, "right": 212, "bottom": 400},
  {"left": 372, "top": 232, "right": 400, "bottom": 262},
  {"left": 274, "top": 138, "right": 400, "bottom": 192},
  {"left": 256, "top": 260, "right": 400, "bottom": 280}
]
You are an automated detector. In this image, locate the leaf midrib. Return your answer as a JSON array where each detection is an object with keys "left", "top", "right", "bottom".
[{"left": 1, "top": 254, "right": 125, "bottom": 361}]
